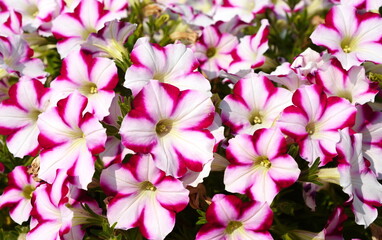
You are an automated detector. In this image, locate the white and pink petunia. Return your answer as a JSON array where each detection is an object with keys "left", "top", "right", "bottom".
[
  {"left": 196, "top": 194, "right": 273, "bottom": 240},
  {"left": 353, "top": 104, "right": 382, "bottom": 178},
  {"left": 50, "top": 49, "right": 119, "bottom": 120},
  {"left": 0, "top": 79, "right": 51, "bottom": 158},
  {"left": 267, "top": 63, "right": 310, "bottom": 92},
  {"left": 228, "top": 19, "right": 269, "bottom": 73},
  {"left": 0, "top": 166, "right": 39, "bottom": 224},
  {"left": 120, "top": 80, "right": 215, "bottom": 177},
  {"left": 28, "top": 169, "right": 102, "bottom": 240},
  {"left": 37, "top": 92, "right": 107, "bottom": 189},
  {"left": 310, "top": 5, "right": 382, "bottom": 70},
  {"left": 193, "top": 25, "right": 238, "bottom": 79},
  {"left": 315, "top": 58, "right": 378, "bottom": 105},
  {"left": 337, "top": 129, "right": 382, "bottom": 227},
  {"left": 0, "top": 35, "right": 47, "bottom": 79},
  {"left": 220, "top": 73, "right": 292, "bottom": 135},
  {"left": 224, "top": 128, "right": 301, "bottom": 203},
  {"left": 82, "top": 20, "right": 136, "bottom": 61},
  {"left": 213, "top": 0, "right": 271, "bottom": 23},
  {"left": 1, "top": 0, "right": 63, "bottom": 35},
  {"left": 124, "top": 37, "right": 211, "bottom": 95},
  {"left": 100, "top": 153, "right": 189, "bottom": 240},
  {"left": 278, "top": 84, "right": 357, "bottom": 165},
  {"left": 52, "top": 0, "right": 124, "bottom": 58}
]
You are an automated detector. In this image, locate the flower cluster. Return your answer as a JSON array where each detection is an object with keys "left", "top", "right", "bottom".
[{"left": 0, "top": 0, "right": 382, "bottom": 239}]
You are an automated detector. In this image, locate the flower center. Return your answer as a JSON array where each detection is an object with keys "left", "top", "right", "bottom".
[
  {"left": 305, "top": 122, "right": 315, "bottom": 135},
  {"left": 22, "top": 185, "right": 35, "bottom": 199},
  {"left": 140, "top": 181, "right": 157, "bottom": 191},
  {"left": 225, "top": 221, "right": 243, "bottom": 234},
  {"left": 206, "top": 47, "right": 217, "bottom": 58},
  {"left": 255, "top": 156, "right": 272, "bottom": 169},
  {"left": 249, "top": 112, "right": 263, "bottom": 125},
  {"left": 29, "top": 109, "right": 42, "bottom": 121},
  {"left": 81, "top": 82, "right": 98, "bottom": 96},
  {"left": 340, "top": 37, "right": 356, "bottom": 53},
  {"left": 337, "top": 90, "right": 353, "bottom": 103},
  {"left": 152, "top": 72, "right": 167, "bottom": 82},
  {"left": 155, "top": 119, "right": 173, "bottom": 137}
]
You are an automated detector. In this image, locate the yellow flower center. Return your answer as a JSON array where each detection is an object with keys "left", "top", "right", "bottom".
[
  {"left": 206, "top": 47, "right": 217, "bottom": 58},
  {"left": 305, "top": 122, "right": 315, "bottom": 135},
  {"left": 255, "top": 156, "right": 272, "bottom": 169},
  {"left": 22, "top": 185, "right": 35, "bottom": 199},
  {"left": 249, "top": 112, "right": 263, "bottom": 125},
  {"left": 140, "top": 181, "right": 157, "bottom": 191},
  {"left": 155, "top": 119, "right": 173, "bottom": 137},
  {"left": 340, "top": 36, "right": 356, "bottom": 53},
  {"left": 225, "top": 221, "right": 243, "bottom": 234}
]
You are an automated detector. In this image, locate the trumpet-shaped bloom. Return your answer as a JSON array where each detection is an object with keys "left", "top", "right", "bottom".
[
  {"left": 193, "top": 25, "right": 238, "bottom": 79},
  {"left": 228, "top": 19, "right": 269, "bottom": 73},
  {"left": 310, "top": 5, "right": 382, "bottom": 70},
  {"left": 196, "top": 194, "right": 273, "bottom": 240},
  {"left": 0, "top": 80, "right": 51, "bottom": 158},
  {"left": 100, "top": 154, "right": 189, "bottom": 240},
  {"left": 0, "top": 166, "right": 38, "bottom": 224},
  {"left": 315, "top": 58, "right": 378, "bottom": 105},
  {"left": 52, "top": 0, "right": 123, "bottom": 58},
  {"left": 220, "top": 73, "right": 292, "bottom": 135},
  {"left": 353, "top": 104, "right": 382, "bottom": 178},
  {"left": 120, "top": 81, "right": 215, "bottom": 177},
  {"left": 214, "top": 0, "right": 271, "bottom": 23},
  {"left": 37, "top": 92, "right": 107, "bottom": 189},
  {"left": 337, "top": 129, "right": 382, "bottom": 227},
  {"left": 1, "top": 0, "right": 63, "bottom": 35},
  {"left": 0, "top": 35, "right": 47, "bottom": 78},
  {"left": 278, "top": 84, "right": 357, "bottom": 165},
  {"left": 51, "top": 49, "right": 118, "bottom": 120},
  {"left": 82, "top": 20, "right": 136, "bottom": 61},
  {"left": 28, "top": 169, "right": 101, "bottom": 240},
  {"left": 224, "top": 128, "right": 300, "bottom": 203},
  {"left": 124, "top": 37, "right": 210, "bottom": 96}
]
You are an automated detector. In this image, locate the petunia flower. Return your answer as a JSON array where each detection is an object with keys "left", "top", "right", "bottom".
[
  {"left": 52, "top": 0, "right": 124, "bottom": 58},
  {"left": 0, "top": 35, "right": 47, "bottom": 79},
  {"left": 100, "top": 153, "right": 189, "bottom": 240},
  {"left": 193, "top": 25, "right": 238, "bottom": 79},
  {"left": 28, "top": 169, "right": 102, "bottom": 240},
  {"left": 0, "top": 79, "right": 51, "bottom": 158},
  {"left": 310, "top": 5, "right": 382, "bottom": 70},
  {"left": 195, "top": 194, "right": 273, "bottom": 240},
  {"left": 228, "top": 19, "right": 269, "bottom": 74},
  {"left": 37, "top": 92, "right": 107, "bottom": 189},
  {"left": 337, "top": 129, "right": 382, "bottom": 227},
  {"left": 82, "top": 20, "right": 136, "bottom": 62},
  {"left": 124, "top": 37, "right": 211, "bottom": 95},
  {"left": 315, "top": 58, "right": 378, "bottom": 105},
  {"left": 220, "top": 73, "right": 292, "bottom": 135},
  {"left": 224, "top": 128, "right": 301, "bottom": 203},
  {"left": 213, "top": 0, "right": 271, "bottom": 23},
  {"left": 278, "top": 84, "right": 357, "bottom": 165},
  {"left": 50, "top": 49, "right": 119, "bottom": 120},
  {"left": 120, "top": 80, "right": 215, "bottom": 177},
  {"left": 352, "top": 104, "right": 382, "bottom": 178},
  {"left": 1, "top": 0, "right": 63, "bottom": 35},
  {"left": 0, "top": 166, "right": 39, "bottom": 224}
]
